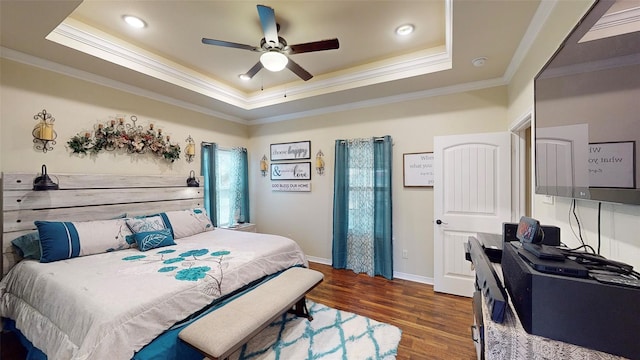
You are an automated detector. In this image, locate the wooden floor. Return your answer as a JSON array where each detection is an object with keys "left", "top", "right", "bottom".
[
  {"left": 307, "top": 262, "right": 476, "bottom": 360},
  {"left": 1, "top": 262, "right": 477, "bottom": 360}
]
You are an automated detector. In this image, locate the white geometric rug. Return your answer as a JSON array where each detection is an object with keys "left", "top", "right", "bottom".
[{"left": 228, "top": 300, "right": 402, "bottom": 360}]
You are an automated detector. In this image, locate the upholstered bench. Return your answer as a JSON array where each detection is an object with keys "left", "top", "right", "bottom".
[{"left": 178, "top": 267, "right": 324, "bottom": 360}]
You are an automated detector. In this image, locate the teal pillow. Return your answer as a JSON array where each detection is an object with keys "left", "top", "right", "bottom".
[
  {"left": 134, "top": 229, "right": 176, "bottom": 251},
  {"left": 11, "top": 232, "right": 41, "bottom": 260}
]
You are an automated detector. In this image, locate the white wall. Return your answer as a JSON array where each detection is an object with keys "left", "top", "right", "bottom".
[
  {"left": 0, "top": 58, "right": 248, "bottom": 176},
  {"left": 507, "top": 0, "right": 640, "bottom": 270},
  {"left": 249, "top": 87, "right": 509, "bottom": 280}
]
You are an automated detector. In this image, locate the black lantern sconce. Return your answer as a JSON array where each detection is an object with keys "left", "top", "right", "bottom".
[
  {"left": 185, "top": 135, "right": 195, "bottom": 163},
  {"left": 316, "top": 149, "right": 325, "bottom": 175},
  {"left": 186, "top": 170, "right": 200, "bottom": 187},
  {"left": 33, "top": 164, "right": 59, "bottom": 191},
  {"left": 32, "top": 109, "right": 57, "bottom": 153},
  {"left": 260, "top": 155, "right": 268, "bottom": 177}
]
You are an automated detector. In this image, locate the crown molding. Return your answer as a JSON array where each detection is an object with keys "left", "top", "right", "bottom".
[
  {"left": 47, "top": 19, "right": 250, "bottom": 109},
  {"left": 252, "top": 77, "right": 506, "bottom": 125},
  {"left": 503, "top": 0, "right": 558, "bottom": 82},
  {"left": 45, "top": 1, "right": 453, "bottom": 111},
  {"left": 0, "top": 46, "right": 249, "bottom": 125}
]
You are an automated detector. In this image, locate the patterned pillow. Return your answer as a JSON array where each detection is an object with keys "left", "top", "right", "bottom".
[
  {"left": 133, "top": 229, "right": 176, "bottom": 251},
  {"left": 163, "top": 208, "right": 214, "bottom": 239},
  {"left": 11, "top": 232, "right": 41, "bottom": 260},
  {"left": 36, "top": 219, "right": 134, "bottom": 263},
  {"left": 125, "top": 216, "right": 166, "bottom": 234}
]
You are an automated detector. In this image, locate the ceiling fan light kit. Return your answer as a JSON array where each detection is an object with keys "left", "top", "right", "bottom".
[
  {"left": 201, "top": 4, "right": 339, "bottom": 82},
  {"left": 260, "top": 51, "right": 288, "bottom": 72}
]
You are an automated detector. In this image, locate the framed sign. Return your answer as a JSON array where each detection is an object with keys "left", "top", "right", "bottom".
[
  {"left": 403, "top": 152, "right": 434, "bottom": 187},
  {"left": 270, "top": 162, "right": 312, "bottom": 180},
  {"left": 588, "top": 141, "right": 636, "bottom": 188},
  {"left": 270, "top": 141, "right": 311, "bottom": 161}
]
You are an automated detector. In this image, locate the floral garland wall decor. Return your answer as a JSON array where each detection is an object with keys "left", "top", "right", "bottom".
[{"left": 67, "top": 115, "right": 181, "bottom": 162}]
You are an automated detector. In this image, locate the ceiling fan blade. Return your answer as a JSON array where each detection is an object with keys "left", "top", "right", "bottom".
[
  {"left": 286, "top": 58, "right": 313, "bottom": 81},
  {"left": 257, "top": 5, "right": 279, "bottom": 47},
  {"left": 244, "top": 61, "right": 263, "bottom": 79},
  {"left": 289, "top": 38, "right": 339, "bottom": 54},
  {"left": 202, "top": 38, "right": 260, "bottom": 52}
]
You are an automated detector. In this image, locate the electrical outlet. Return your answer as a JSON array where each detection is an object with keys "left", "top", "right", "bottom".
[
  {"left": 543, "top": 195, "right": 554, "bottom": 205},
  {"left": 402, "top": 249, "right": 408, "bottom": 259}
]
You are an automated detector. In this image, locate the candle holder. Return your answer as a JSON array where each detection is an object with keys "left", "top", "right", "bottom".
[
  {"left": 185, "top": 135, "right": 196, "bottom": 163},
  {"left": 32, "top": 109, "right": 57, "bottom": 153},
  {"left": 316, "top": 149, "right": 325, "bottom": 175}
]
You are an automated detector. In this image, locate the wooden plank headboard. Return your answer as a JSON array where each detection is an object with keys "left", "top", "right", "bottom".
[{"left": 2, "top": 172, "right": 205, "bottom": 277}]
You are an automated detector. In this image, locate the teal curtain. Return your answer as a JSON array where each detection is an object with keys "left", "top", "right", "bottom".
[
  {"left": 201, "top": 144, "right": 250, "bottom": 227},
  {"left": 201, "top": 143, "right": 218, "bottom": 226},
  {"left": 225, "top": 147, "right": 250, "bottom": 225},
  {"left": 332, "top": 136, "right": 393, "bottom": 279}
]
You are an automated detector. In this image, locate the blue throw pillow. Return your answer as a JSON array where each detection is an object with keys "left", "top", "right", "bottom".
[
  {"left": 134, "top": 229, "right": 176, "bottom": 251},
  {"left": 11, "top": 232, "right": 41, "bottom": 260},
  {"left": 36, "top": 219, "right": 134, "bottom": 263}
]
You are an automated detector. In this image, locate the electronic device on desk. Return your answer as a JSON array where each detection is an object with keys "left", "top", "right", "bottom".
[
  {"left": 503, "top": 221, "right": 560, "bottom": 246},
  {"left": 476, "top": 232, "right": 503, "bottom": 263},
  {"left": 502, "top": 237, "right": 640, "bottom": 359},
  {"left": 513, "top": 242, "right": 589, "bottom": 278},
  {"left": 515, "top": 216, "right": 564, "bottom": 260},
  {"left": 467, "top": 236, "right": 508, "bottom": 323}
]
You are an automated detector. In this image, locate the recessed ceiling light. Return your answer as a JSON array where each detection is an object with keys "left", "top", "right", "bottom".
[
  {"left": 395, "top": 24, "right": 415, "bottom": 36},
  {"left": 472, "top": 57, "right": 488, "bottom": 67},
  {"left": 123, "top": 15, "right": 146, "bottom": 29},
  {"left": 238, "top": 74, "right": 251, "bottom": 81}
]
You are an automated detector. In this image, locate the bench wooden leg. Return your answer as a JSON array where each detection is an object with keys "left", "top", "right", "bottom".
[{"left": 288, "top": 297, "right": 313, "bottom": 321}]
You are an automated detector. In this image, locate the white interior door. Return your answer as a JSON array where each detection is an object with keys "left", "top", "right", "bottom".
[{"left": 434, "top": 132, "right": 512, "bottom": 297}]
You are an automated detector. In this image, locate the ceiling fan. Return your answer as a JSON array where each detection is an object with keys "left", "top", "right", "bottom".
[{"left": 201, "top": 4, "right": 339, "bottom": 81}]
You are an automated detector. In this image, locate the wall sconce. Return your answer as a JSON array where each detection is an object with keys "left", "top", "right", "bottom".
[
  {"left": 260, "top": 155, "right": 268, "bottom": 177},
  {"left": 185, "top": 135, "right": 196, "bottom": 163},
  {"left": 316, "top": 149, "right": 325, "bottom": 175},
  {"left": 186, "top": 170, "right": 200, "bottom": 187},
  {"left": 33, "top": 164, "right": 59, "bottom": 191},
  {"left": 32, "top": 109, "right": 57, "bottom": 153}
]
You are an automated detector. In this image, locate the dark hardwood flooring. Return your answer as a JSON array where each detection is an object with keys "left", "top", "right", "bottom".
[
  {"left": 1, "top": 262, "right": 476, "bottom": 360},
  {"left": 307, "top": 262, "right": 476, "bottom": 360}
]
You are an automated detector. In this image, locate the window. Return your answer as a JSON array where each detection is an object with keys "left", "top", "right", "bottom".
[
  {"left": 202, "top": 144, "right": 250, "bottom": 227},
  {"left": 216, "top": 149, "right": 234, "bottom": 226}
]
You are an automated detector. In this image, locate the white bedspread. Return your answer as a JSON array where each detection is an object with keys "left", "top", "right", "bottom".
[{"left": 0, "top": 229, "right": 307, "bottom": 360}]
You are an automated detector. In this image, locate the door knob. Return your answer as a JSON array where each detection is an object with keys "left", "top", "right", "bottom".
[{"left": 435, "top": 219, "right": 447, "bottom": 225}]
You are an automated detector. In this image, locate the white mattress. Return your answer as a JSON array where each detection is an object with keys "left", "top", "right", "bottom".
[{"left": 0, "top": 229, "right": 307, "bottom": 360}]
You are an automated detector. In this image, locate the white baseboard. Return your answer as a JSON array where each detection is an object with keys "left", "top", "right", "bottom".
[
  {"left": 306, "top": 256, "right": 434, "bottom": 285},
  {"left": 306, "top": 256, "right": 331, "bottom": 265},
  {"left": 393, "top": 272, "right": 434, "bottom": 285}
]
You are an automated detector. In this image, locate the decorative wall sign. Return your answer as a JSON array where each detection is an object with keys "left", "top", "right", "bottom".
[
  {"left": 271, "top": 182, "right": 311, "bottom": 192},
  {"left": 403, "top": 152, "right": 434, "bottom": 187},
  {"left": 588, "top": 141, "right": 636, "bottom": 188},
  {"left": 270, "top": 141, "right": 311, "bottom": 161},
  {"left": 270, "top": 162, "right": 312, "bottom": 180},
  {"left": 67, "top": 115, "right": 181, "bottom": 162}
]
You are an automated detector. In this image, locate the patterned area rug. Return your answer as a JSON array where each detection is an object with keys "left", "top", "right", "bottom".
[{"left": 228, "top": 301, "right": 402, "bottom": 360}]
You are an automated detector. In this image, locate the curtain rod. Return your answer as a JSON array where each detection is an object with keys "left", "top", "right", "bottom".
[{"left": 338, "top": 136, "right": 389, "bottom": 143}]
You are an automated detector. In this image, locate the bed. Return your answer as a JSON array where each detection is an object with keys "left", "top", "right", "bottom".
[{"left": 1, "top": 172, "right": 308, "bottom": 360}]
